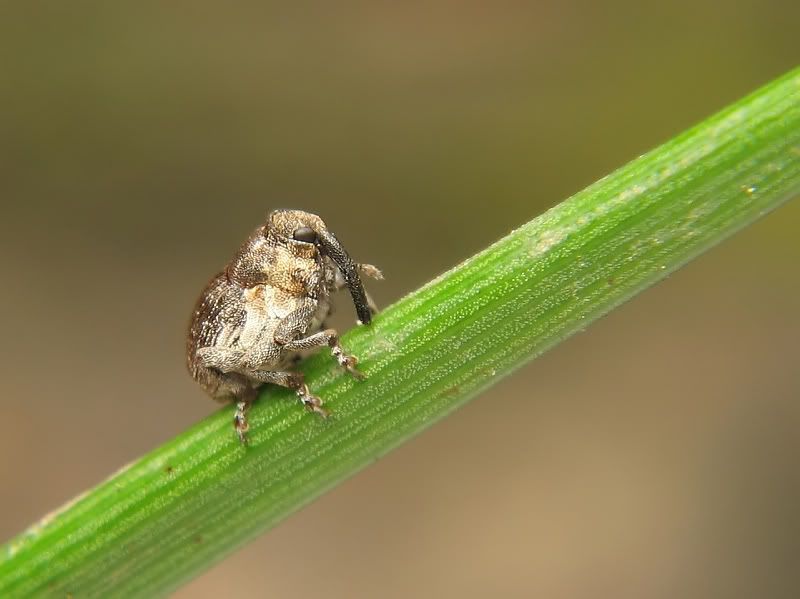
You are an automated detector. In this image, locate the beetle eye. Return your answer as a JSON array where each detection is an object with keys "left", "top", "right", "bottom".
[{"left": 292, "top": 226, "right": 317, "bottom": 243}]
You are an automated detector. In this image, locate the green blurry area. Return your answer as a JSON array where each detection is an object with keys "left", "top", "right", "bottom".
[{"left": 0, "top": 3, "right": 798, "bottom": 598}]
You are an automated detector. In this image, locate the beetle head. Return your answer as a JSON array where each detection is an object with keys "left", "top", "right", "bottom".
[{"left": 266, "top": 210, "right": 372, "bottom": 324}]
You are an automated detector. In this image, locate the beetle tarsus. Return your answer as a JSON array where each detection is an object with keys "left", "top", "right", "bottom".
[
  {"left": 233, "top": 400, "right": 251, "bottom": 445},
  {"left": 296, "top": 384, "right": 330, "bottom": 417},
  {"left": 330, "top": 341, "right": 365, "bottom": 380}
]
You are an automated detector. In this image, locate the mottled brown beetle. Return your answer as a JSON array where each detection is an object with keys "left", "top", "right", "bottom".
[{"left": 186, "top": 209, "right": 382, "bottom": 443}]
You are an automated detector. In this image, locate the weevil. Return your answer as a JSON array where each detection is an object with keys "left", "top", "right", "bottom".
[{"left": 186, "top": 209, "right": 382, "bottom": 443}]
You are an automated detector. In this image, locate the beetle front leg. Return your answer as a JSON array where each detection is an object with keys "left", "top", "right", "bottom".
[
  {"left": 280, "top": 329, "right": 365, "bottom": 379},
  {"left": 358, "top": 263, "right": 383, "bottom": 281},
  {"left": 334, "top": 264, "right": 383, "bottom": 317},
  {"left": 274, "top": 306, "right": 366, "bottom": 379}
]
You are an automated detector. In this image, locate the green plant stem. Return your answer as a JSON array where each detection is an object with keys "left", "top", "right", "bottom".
[{"left": 2, "top": 68, "right": 799, "bottom": 598}]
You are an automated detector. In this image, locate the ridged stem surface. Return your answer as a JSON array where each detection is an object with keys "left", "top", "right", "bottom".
[{"left": 2, "top": 68, "right": 799, "bottom": 598}]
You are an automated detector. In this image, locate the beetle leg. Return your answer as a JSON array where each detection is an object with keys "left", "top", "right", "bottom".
[
  {"left": 233, "top": 400, "right": 251, "bottom": 444},
  {"left": 240, "top": 369, "right": 330, "bottom": 418},
  {"left": 358, "top": 263, "right": 384, "bottom": 280},
  {"left": 280, "top": 329, "right": 364, "bottom": 379},
  {"left": 196, "top": 346, "right": 247, "bottom": 373},
  {"left": 333, "top": 264, "right": 382, "bottom": 317},
  {"left": 294, "top": 382, "right": 329, "bottom": 417}
]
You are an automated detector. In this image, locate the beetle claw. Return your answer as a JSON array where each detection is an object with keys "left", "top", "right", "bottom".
[{"left": 296, "top": 384, "right": 330, "bottom": 417}]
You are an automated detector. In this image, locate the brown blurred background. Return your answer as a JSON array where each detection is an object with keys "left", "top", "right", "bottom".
[{"left": 1, "top": 2, "right": 799, "bottom": 598}]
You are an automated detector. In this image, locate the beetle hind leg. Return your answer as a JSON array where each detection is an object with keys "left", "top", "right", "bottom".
[
  {"left": 233, "top": 399, "right": 251, "bottom": 444},
  {"left": 227, "top": 385, "right": 257, "bottom": 445}
]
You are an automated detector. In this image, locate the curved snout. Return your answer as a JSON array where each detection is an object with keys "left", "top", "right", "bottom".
[{"left": 316, "top": 229, "right": 372, "bottom": 325}]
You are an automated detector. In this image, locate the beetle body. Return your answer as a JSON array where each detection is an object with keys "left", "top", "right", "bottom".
[{"left": 186, "top": 209, "right": 381, "bottom": 442}]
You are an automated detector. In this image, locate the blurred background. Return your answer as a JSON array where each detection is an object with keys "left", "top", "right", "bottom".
[{"left": 1, "top": 2, "right": 798, "bottom": 598}]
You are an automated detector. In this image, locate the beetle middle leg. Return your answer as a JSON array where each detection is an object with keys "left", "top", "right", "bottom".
[
  {"left": 244, "top": 369, "right": 329, "bottom": 417},
  {"left": 196, "top": 347, "right": 329, "bottom": 438},
  {"left": 226, "top": 367, "right": 329, "bottom": 433}
]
